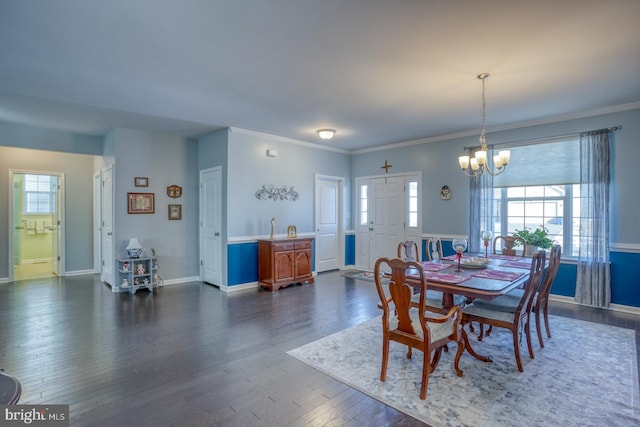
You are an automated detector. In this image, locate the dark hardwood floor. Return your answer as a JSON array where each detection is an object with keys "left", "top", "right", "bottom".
[{"left": 1, "top": 271, "right": 638, "bottom": 426}]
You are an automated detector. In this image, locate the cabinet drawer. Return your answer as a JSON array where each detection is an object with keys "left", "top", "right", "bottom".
[
  {"left": 294, "top": 241, "right": 311, "bottom": 249},
  {"left": 273, "top": 242, "right": 295, "bottom": 251}
]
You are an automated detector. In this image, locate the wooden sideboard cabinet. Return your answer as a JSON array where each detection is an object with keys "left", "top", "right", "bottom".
[{"left": 258, "top": 237, "right": 314, "bottom": 291}]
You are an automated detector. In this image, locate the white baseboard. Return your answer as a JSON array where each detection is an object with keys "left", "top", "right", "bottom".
[
  {"left": 549, "top": 294, "right": 640, "bottom": 315},
  {"left": 65, "top": 269, "right": 95, "bottom": 277}
]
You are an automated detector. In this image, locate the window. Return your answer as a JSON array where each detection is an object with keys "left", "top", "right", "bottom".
[
  {"left": 359, "top": 184, "right": 368, "bottom": 226},
  {"left": 24, "top": 174, "right": 56, "bottom": 214},
  {"left": 491, "top": 184, "right": 579, "bottom": 256},
  {"left": 488, "top": 136, "right": 582, "bottom": 257},
  {"left": 408, "top": 181, "right": 418, "bottom": 228}
]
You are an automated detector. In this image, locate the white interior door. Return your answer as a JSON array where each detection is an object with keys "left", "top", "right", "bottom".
[
  {"left": 93, "top": 172, "right": 102, "bottom": 273},
  {"left": 51, "top": 174, "right": 61, "bottom": 276},
  {"left": 200, "top": 166, "right": 222, "bottom": 286},
  {"left": 369, "top": 176, "right": 405, "bottom": 269},
  {"left": 101, "top": 166, "right": 114, "bottom": 286},
  {"left": 315, "top": 175, "right": 343, "bottom": 272}
]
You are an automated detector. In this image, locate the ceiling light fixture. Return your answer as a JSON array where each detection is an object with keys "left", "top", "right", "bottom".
[
  {"left": 458, "top": 73, "right": 510, "bottom": 177},
  {"left": 317, "top": 129, "right": 336, "bottom": 140}
]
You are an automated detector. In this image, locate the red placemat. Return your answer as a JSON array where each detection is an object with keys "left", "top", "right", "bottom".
[
  {"left": 488, "top": 254, "right": 523, "bottom": 261},
  {"left": 471, "top": 269, "right": 524, "bottom": 281},
  {"left": 420, "top": 261, "right": 453, "bottom": 272},
  {"left": 500, "top": 260, "right": 532, "bottom": 269},
  {"left": 408, "top": 271, "right": 469, "bottom": 284}
]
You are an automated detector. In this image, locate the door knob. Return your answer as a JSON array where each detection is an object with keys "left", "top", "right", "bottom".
[{"left": 214, "top": 232, "right": 220, "bottom": 236}]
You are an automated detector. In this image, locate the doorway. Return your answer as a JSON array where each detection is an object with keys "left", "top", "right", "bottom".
[
  {"left": 10, "top": 171, "right": 63, "bottom": 281},
  {"left": 355, "top": 172, "right": 422, "bottom": 270},
  {"left": 315, "top": 174, "right": 345, "bottom": 272},
  {"left": 200, "top": 166, "right": 223, "bottom": 286}
]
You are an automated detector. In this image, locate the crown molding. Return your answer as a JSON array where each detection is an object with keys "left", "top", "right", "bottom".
[
  {"left": 352, "top": 102, "right": 640, "bottom": 155},
  {"left": 229, "top": 127, "right": 349, "bottom": 154}
]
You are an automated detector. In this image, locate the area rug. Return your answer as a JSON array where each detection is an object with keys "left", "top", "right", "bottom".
[
  {"left": 287, "top": 315, "right": 640, "bottom": 427},
  {"left": 342, "top": 270, "right": 378, "bottom": 282}
]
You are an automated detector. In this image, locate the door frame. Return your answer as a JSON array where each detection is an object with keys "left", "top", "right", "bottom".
[
  {"left": 100, "top": 165, "right": 114, "bottom": 286},
  {"left": 8, "top": 169, "right": 65, "bottom": 281},
  {"left": 355, "top": 171, "right": 422, "bottom": 270},
  {"left": 93, "top": 172, "right": 102, "bottom": 274},
  {"left": 314, "top": 174, "right": 345, "bottom": 272},
  {"left": 199, "top": 166, "right": 223, "bottom": 286}
]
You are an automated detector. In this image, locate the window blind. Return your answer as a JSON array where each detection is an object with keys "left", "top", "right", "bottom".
[{"left": 492, "top": 137, "right": 580, "bottom": 187}]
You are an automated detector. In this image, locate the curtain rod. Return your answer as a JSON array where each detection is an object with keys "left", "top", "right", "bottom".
[{"left": 463, "top": 126, "right": 620, "bottom": 150}]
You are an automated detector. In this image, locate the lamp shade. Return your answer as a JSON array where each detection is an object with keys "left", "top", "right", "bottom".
[{"left": 126, "top": 238, "right": 143, "bottom": 258}]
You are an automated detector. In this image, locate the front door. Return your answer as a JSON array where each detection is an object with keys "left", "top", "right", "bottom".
[
  {"left": 200, "top": 166, "right": 223, "bottom": 286},
  {"left": 369, "top": 176, "right": 405, "bottom": 269}
]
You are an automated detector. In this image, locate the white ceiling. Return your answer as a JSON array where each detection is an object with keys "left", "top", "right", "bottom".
[{"left": 1, "top": 0, "right": 639, "bottom": 151}]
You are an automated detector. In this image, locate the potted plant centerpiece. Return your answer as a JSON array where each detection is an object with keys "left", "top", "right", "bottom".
[{"left": 512, "top": 226, "right": 554, "bottom": 256}]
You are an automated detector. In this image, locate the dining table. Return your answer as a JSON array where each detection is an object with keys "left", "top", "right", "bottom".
[{"left": 404, "top": 253, "right": 534, "bottom": 363}]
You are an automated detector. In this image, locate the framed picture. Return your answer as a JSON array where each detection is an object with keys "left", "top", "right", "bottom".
[
  {"left": 128, "top": 192, "right": 155, "bottom": 214},
  {"left": 168, "top": 204, "right": 182, "bottom": 220},
  {"left": 134, "top": 177, "right": 149, "bottom": 187},
  {"left": 167, "top": 185, "right": 182, "bottom": 198}
]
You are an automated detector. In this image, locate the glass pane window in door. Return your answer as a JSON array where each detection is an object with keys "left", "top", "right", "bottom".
[
  {"left": 359, "top": 184, "right": 368, "bottom": 226},
  {"left": 408, "top": 181, "right": 418, "bottom": 227}
]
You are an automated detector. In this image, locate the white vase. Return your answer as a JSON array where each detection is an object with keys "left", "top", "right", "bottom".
[{"left": 525, "top": 245, "right": 538, "bottom": 256}]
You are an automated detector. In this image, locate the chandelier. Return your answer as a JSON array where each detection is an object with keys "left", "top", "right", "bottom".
[{"left": 458, "top": 73, "right": 510, "bottom": 177}]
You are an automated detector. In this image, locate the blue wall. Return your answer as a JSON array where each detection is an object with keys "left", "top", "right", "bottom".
[{"left": 228, "top": 239, "right": 316, "bottom": 287}]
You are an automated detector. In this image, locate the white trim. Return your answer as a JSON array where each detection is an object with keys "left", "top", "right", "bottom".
[
  {"left": 20, "top": 258, "right": 54, "bottom": 264},
  {"left": 162, "top": 276, "right": 200, "bottom": 286},
  {"left": 549, "top": 294, "right": 640, "bottom": 316},
  {"left": 423, "top": 233, "right": 468, "bottom": 240},
  {"left": 222, "top": 282, "right": 259, "bottom": 293},
  {"left": 610, "top": 243, "right": 640, "bottom": 253},
  {"left": 230, "top": 127, "right": 349, "bottom": 154},
  {"left": 352, "top": 102, "right": 640, "bottom": 154},
  {"left": 63, "top": 269, "right": 93, "bottom": 277}
]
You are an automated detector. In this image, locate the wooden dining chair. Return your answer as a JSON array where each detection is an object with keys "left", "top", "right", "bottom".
[
  {"left": 398, "top": 240, "right": 466, "bottom": 313},
  {"left": 426, "top": 237, "right": 443, "bottom": 261},
  {"left": 495, "top": 245, "right": 562, "bottom": 348},
  {"left": 397, "top": 240, "right": 420, "bottom": 261},
  {"left": 493, "top": 235, "right": 527, "bottom": 257},
  {"left": 461, "top": 249, "right": 546, "bottom": 372},
  {"left": 374, "top": 257, "right": 464, "bottom": 400},
  {"left": 0, "top": 369, "right": 21, "bottom": 405}
]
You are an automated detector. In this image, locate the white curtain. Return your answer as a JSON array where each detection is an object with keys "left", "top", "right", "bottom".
[
  {"left": 469, "top": 148, "right": 494, "bottom": 254},
  {"left": 575, "top": 130, "right": 611, "bottom": 307}
]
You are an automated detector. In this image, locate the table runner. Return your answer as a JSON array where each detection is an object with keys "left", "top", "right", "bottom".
[{"left": 471, "top": 269, "right": 524, "bottom": 281}]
